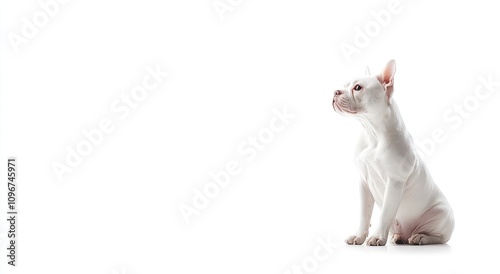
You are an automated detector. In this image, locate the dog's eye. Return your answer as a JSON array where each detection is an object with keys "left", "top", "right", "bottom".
[{"left": 353, "top": 85, "right": 362, "bottom": 91}]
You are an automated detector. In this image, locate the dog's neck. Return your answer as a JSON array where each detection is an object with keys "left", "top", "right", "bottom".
[{"left": 356, "top": 100, "right": 407, "bottom": 143}]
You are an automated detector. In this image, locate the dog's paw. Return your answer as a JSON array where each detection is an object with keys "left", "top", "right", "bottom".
[
  {"left": 345, "top": 235, "right": 366, "bottom": 245},
  {"left": 391, "top": 233, "right": 406, "bottom": 245},
  {"left": 408, "top": 233, "right": 443, "bottom": 245},
  {"left": 366, "top": 236, "right": 387, "bottom": 246},
  {"left": 408, "top": 234, "right": 427, "bottom": 245}
]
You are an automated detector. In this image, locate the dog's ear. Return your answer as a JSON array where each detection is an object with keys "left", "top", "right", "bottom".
[
  {"left": 365, "top": 66, "right": 371, "bottom": 75},
  {"left": 377, "top": 59, "right": 396, "bottom": 99}
]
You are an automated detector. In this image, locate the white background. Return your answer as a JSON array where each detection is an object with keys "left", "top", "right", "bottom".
[{"left": 1, "top": 0, "right": 500, "bottom": 273}]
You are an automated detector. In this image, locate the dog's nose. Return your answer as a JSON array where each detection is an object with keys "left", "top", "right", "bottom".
[{"left": 335, "top": 90, "right": 344, "bottom": 96}]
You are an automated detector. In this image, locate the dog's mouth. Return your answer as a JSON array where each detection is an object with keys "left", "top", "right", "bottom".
[{"left": 333, "top": 100, "right": 358, "bottom": 115}]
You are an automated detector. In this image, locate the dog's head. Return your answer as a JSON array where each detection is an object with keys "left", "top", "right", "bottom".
[{"left": 333, "top": 60, "right": 396, "bottom": 116}]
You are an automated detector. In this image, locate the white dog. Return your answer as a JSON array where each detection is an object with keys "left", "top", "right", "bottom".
[{"left": 333, "top": 60, "right": 454, "bottom": 245}]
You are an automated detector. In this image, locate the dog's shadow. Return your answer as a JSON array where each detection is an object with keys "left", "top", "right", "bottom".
[{"left": 344, "top": 243, "right": 452, "bottom": 255}]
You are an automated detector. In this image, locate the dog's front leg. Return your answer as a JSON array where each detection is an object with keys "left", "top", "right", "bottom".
[
  {"left": 366, "top": 179, "right": 405, "bottom": 246},
  {"left": 346, "top": 180, "right": 374, "bottom": 245}
]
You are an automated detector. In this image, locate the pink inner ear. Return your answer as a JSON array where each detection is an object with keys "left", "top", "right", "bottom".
[
  {"left": 376, "top": 60, "right": 396, "bottom": 100},
  {"left": 377, "top": 60, "right": 396, "bottom": 86}
]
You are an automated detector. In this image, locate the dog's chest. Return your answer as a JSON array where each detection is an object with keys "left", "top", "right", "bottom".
[
  {"left": 355, "top": 145, "right": 390, "bottom": 202},
  {"left": 356, "top": 145, "right": 385, "bottom": 175}
]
